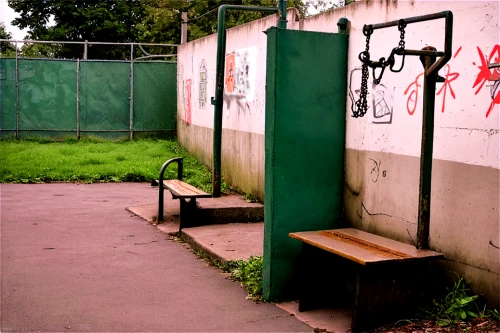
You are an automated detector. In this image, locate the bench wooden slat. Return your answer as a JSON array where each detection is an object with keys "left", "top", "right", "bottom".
[
  {"left": 289, "top": 228, "right": 443, "bottom": 266},
  {"left": 161, "top": 179, "right": 211, "bottom": 198},
  {"left": 331, "top": 228, "right": 442, "bottom": 260}
]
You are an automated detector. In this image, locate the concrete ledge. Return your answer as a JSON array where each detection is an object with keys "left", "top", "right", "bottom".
[
  {"left": 196, "top": 194, "right": 264, "bottom": 225},
  {"left": 180, "top": 223, "right": 264, "bottom": 263}
]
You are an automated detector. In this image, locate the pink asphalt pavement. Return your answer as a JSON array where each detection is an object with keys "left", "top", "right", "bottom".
[{"left": 0, "top": 183, "right": 311, "bottom": 332}]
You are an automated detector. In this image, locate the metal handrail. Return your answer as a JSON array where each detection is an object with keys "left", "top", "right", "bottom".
[{"left": 157, "top": 157, "right": 184, "bottom": 223}]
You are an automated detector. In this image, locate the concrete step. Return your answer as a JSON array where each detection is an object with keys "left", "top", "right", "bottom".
[
  {"left": 127, "top": 192, "right": 263, "bottom": 226},
  {"left": 180, "top": 222, "right": 264, "bottom": 263},
  {"left": 196, "top": 194, "right": 263, "bottom": 224}
]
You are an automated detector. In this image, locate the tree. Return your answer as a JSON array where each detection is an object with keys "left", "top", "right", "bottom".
[
  {"left": 0, "top": 22, "right": 16, "bottom": 56},
  {"left": 307, "top": 0, "right": 354, "bottom": 14},
  {"left": 8, "top": 0, "right": 309, "bottom": 58},
  {"left": 137, "top": 0, "right": 309, "bottom": 44},
  {"left": 8, "top": 0, "right": 147, "bottom": 58}
]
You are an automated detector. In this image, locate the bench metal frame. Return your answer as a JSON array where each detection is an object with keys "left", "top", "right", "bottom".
[
  {"left": 157, "top": 157, "right": 212, "bottom": 231},
  {"left": 158, "top": 157, "right": 183, "bottom": 223}
]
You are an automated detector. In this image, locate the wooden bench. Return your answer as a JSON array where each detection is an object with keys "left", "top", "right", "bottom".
[
  {"left": 289, "top": 228, "right": 444, "bottom": 332},
  {"left": 153, "top": 157, "right": 211, "bottom": 231}
]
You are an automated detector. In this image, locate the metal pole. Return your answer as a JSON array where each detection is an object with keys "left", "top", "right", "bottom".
[
  {"left": 76, "top": 59, "right": 80, "bottom": 139},
  {"left": 15, "top": 41, "right": 19, "bottom": 140},
  {"left": 416, "top": 12, "right": 453, "bottom": 249},
  {"left": 181, "top": 12, "right": 188, "bottom": 44},
  {"left": 277, "top": 0, "right": 287, "bottom": 29},
  {"left": 129, "top": 43, "right": 134, "bottom": 140},
  {"left": 83, "top": 40, "right": 88, "bottom": 60},
  {"left": 416, "top": 58, "right": 437, "bottom": 249},
  {"left": 211, "top": 4, "right": 280, "bottom": 197}
]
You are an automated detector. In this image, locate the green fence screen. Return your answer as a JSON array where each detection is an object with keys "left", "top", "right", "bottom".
[
  {"left": 19, "top": 59, "right": 77, "bottom": 134},
  {"left": 0, "top": 59, "right": 16, "bottom": 137},
  {"left": 80, "top": 61, "right": 130, "bottom": 135},
  {"left": 133, "top": 62, "right": 177, "bottom": 133},
  {"left": 0, "top": 58, "right": 177, "bottom": 140}
]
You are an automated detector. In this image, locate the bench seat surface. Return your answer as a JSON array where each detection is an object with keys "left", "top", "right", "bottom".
[
  {"left": 289, "top": 228, "right": 443, "bottom": 266},
  {"left": 162, "top": 179, "right": 212, "bottom": 198}
]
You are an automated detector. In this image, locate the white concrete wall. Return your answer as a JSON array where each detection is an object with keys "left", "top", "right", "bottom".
[{"left": 177, "top": 0, "right": 500, "bottom": 305}]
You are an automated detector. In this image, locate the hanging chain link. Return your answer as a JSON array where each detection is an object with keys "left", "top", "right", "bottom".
[
  {"left": 353, "top": 26, "right": 372, "bottom": 118},
  {"left": 352, "top": 20, "right": 407, "bottom": 118},
  {"left": 398, "top": 19, "right": 406, "bottom": 50}
]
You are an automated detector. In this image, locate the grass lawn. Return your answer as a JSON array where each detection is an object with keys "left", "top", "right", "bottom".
[{"left": 0, "top": 138, "right": 216, "bottom": 193}]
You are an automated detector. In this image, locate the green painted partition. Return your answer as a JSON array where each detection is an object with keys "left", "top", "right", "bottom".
[{"left": 263, "top": 27, "right": 348, "bottom": 300}]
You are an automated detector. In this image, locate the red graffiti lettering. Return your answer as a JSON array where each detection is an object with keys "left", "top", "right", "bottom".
[
  {"left": 185, "top": 79, "right": 192, "bottom": 125},
  {"left": 225, "top": 54, "right": 235, "bottom": 93},
  {"left": 436, "top": 64, "right": 460, "bottom": 113},
  {"left": 404, "top": 73, "right": 423, "bottom": 115},
  {"left": 472, "top": 45, "right": 500, "bottom": 118}
]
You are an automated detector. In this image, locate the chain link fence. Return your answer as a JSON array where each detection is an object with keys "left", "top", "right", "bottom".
[{"left": 0, "top": 40, "right": 177, "bottom": 140}]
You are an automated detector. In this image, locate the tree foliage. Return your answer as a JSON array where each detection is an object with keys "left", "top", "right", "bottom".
[
  {"left": 7, "top": 0, "right": 310, "bottom": 58},
  {"left": 0, "top": 22, "right": 16, "bottom": 56},
  {"left": 8, "top": 0, "right": 146, "bottom": 42},
  {"left": 307, "top": 0, "right": 354, "bottom": 14},
  {"left": 9, "top": 0, "right": 308, "bottom": 44}
]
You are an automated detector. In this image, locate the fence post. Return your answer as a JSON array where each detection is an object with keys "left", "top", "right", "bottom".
[
  {"left": 83, "top": 40, "right": 88, "bottom": 60},
  {"left": 129, "top": 43, "right": 134, "bottom": 140},
  {"left": 15, "top": 41, "right": 19, "bottom": 139},
  {"left": 76, "top": 59, "right": 80, "bottom": 139},
  {"left": 181, "top": 12, "right": 188, "bottom": 44}
]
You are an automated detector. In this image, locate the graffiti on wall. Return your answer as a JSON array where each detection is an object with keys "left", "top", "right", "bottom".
[
  {"left": 372, "top": 83, "right": 394, "bottom": 124},
  {"left": 349, "top": 67, "right": 369, "bottom": 115},
  {"left": 178, "top": 62, "right": 185, "bottom": 121},
  {"left": 224, "top": 46, "right": 257, "bottom": 115},
  {"left": 184, "top": 79, "right": 192, "bottom": 125},
  {"left": 472, "top": 45, "right": 500, "bottom": 118},
  {"left": 350, "top": 67, "right": 394, "bottom": 124},
  {"left": 199, "top": 60, "right": 207, "bottom": 109},
  {"left": 405, "top": 47, "right": 462, "bottom": 115},
  {"left": 350, "top": 45, "right": 499, "bottom": 120}
]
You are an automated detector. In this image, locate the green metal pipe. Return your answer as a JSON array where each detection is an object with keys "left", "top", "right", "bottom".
[
  {"left": 277, "top": 0, "right": 288, "bottom": 29},
  {"left": 211, "top": 3, "right": 283, "bottom": 197}
]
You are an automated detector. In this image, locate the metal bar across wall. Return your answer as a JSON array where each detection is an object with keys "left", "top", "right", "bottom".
[
  {"left": 0, "top": 39, "right": 178, "bottom": 47},
  {"left": 364, "top": 11, "right": 453, "bottom": 249}
]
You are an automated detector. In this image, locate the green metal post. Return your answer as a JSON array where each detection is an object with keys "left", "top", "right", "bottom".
[
  {"left": 337, "top": 17, "right": 348, "bottom": 34},
  {"left": 277, "top": 0, "right": 287, "bottom": 29},
  {"left": 211, "top": 4, "right": 280, "bottom": 197}
]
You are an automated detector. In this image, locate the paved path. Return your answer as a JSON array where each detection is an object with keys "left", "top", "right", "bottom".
[{"left": 1, "top": 183, "right": 311, "bottom": 332}]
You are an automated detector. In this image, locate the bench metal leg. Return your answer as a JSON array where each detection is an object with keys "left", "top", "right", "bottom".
[
  {"left": 158, "top": 184, "right": 165, "bottom": 223},
  {"left": 179, "top": 198, "right": 197, "bottom": 231}
]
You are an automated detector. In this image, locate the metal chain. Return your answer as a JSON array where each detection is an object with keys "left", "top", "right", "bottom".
[
  {"left": 353, "top": 20, "right": 407, "bottom": 118},
  {"left": 398, "top": 19, "right": 406, "bottom": 51},
  {"left": 353, "top": 27, "right": 372, "bottom": 118}
]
